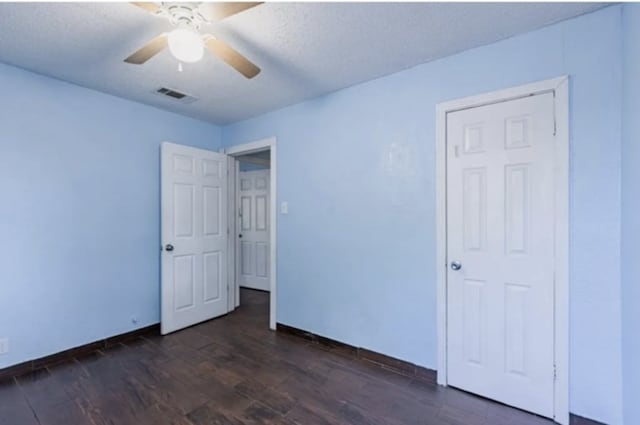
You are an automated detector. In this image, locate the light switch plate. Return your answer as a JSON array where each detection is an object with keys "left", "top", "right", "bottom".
[
  {"left": 280, "top": 202, "right": 289, "bottom": 214},
  {"left": 0, "top": 338, "right": 8, "bottom": 355}
]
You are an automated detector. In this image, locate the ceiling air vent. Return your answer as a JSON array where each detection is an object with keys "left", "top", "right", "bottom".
[{"left": 153, "top": 87, "right": 198, "bottom": 104}]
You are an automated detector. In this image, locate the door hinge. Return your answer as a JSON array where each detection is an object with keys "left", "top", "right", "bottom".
[{"left": 553, "top": 364, "right": 557, "bottom": 381}]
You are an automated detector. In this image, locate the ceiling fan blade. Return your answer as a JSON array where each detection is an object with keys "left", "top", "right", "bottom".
[
  {"left": 130, "top": 2, "right": 161, "bottom": 14},
  {"left": 205, "top": 36, "right": 261, "bottom": 79},
  {"left": 199, "top": 2, "right": 262, "bottom": 22},
  {"left": 124, "top": 34, "right": 167, "bottom": 64}
]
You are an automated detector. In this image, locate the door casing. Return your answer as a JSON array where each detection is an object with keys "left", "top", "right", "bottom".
[
  {"left": 224, "top": 137, "right": 277, "bottom": 330},
  {"left": 435, "top": 77, "right": 569, "bottom": 425}
]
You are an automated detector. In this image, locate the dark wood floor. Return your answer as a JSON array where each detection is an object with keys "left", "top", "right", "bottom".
[{"left": 0, "top": 289, "right": 554, "bottom": 425}]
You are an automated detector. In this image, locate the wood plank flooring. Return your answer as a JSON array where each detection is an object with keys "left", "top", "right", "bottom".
[{"left": 0, "top": 289, "right": 554, "bottom": 425}]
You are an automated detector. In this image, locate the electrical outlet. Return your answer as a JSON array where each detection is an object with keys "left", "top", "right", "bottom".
[{"left": 0, "top": 338, "right": 8, "bottom": 355}]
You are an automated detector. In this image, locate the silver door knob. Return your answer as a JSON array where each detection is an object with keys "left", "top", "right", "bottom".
[{"left": 450, "top": 261, "right": 462, "bottom": 271}]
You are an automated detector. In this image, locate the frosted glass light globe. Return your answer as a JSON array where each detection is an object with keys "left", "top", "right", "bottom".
[{"left": 168, "top": 28, "right": 204, "bottom": 63}]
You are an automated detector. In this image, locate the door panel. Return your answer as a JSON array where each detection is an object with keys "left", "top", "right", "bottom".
[
  {"left": 446, "top": 93, "right": 555, "bottom": 418},
  {"left": 161, "top": 142, "right": 228, "bottom": 335},
  {"left": 203, "top": 251, "right": 221, "bottom": 302},
  {"left": 238, "top": 169, "right": 270, "bottom": 291},
  {"left": 241, "top": 241, "right": 253, "bottom": 276},
  {"left": 241, "top": 196, "right": 251, "bottom": 230},
  {"left": 255, "top": 242, "right": 269, "bottom": 278},
  {"left": 173, "top": 184, "right": 194, "bottom": 237},
  {"left": 173, "top": 255, "right": 195, "bottom": 311},
  {"left": 256, "top": 195, "right": 267, "bottom": 230},
  {"left": 203, "top": 186, "right": 221, "bottom": 235}
]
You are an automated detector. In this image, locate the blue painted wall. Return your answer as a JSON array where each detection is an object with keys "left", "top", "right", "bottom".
[
  {"left": 622, "top": 5, "right": 640, "bottom": 425},
  {"left": 0, "top": 62, "right": 221, "bottom": 369},
  {"left": 223, "top": 7, "right": 624, "bottom": 423}
]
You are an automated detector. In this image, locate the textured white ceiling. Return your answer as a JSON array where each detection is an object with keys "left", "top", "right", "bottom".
[{"left": 0, "top": 2, "right": 606, "bottom": 124}]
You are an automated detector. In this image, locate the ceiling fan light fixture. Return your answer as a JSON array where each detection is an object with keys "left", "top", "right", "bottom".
[{"left": 167, "top": 28, "right": 204, "bottom": 63}]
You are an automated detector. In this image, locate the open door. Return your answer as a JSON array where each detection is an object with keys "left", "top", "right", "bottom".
[{"left": 161, "top": 142, "right": 228, "bottom": 335}]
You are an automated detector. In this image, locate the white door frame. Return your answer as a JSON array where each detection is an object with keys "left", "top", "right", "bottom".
[
  {"left": 224, "top": 137, "right": 277, "bottom": 330},
  {"left": 435, "top": 76, "right": 569, "bottom": 425}
]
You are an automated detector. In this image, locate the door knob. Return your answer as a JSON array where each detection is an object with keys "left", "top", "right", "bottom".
[
  {"left": 450, "top": 261, "right": 462, "bottom": 271},
  {"left": 239, "top": 234, "right": 243, "bottom": 238},
  {"left": 165, "top": 244, "right": 174, "bottom": 252}
]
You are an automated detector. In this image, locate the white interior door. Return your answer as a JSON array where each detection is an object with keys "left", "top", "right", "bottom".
[
  {"left": 446, "top": 93, "right": 556, "bottom": 417},
  {"left": 161, "top": 142, "right": 228, "bottom": 335},
  {"left": 237, "top": 169, "right": 270, "bottom": 291}
]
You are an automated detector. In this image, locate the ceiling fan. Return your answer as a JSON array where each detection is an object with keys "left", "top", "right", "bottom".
[{"left": 125, "top": 2, "right": 262, "bottom": 79}]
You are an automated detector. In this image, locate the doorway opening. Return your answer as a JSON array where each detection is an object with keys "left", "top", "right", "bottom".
[
  {"left": 236, "top": 150, "right": 271, "bottom": 293},
  {"left": 224, "top": 138, "right": 277, "bottom": 330}
]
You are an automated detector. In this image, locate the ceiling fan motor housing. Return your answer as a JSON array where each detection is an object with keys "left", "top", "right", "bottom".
[{"left": 163, "top": 2, "right": 207, "bottom": 30}]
